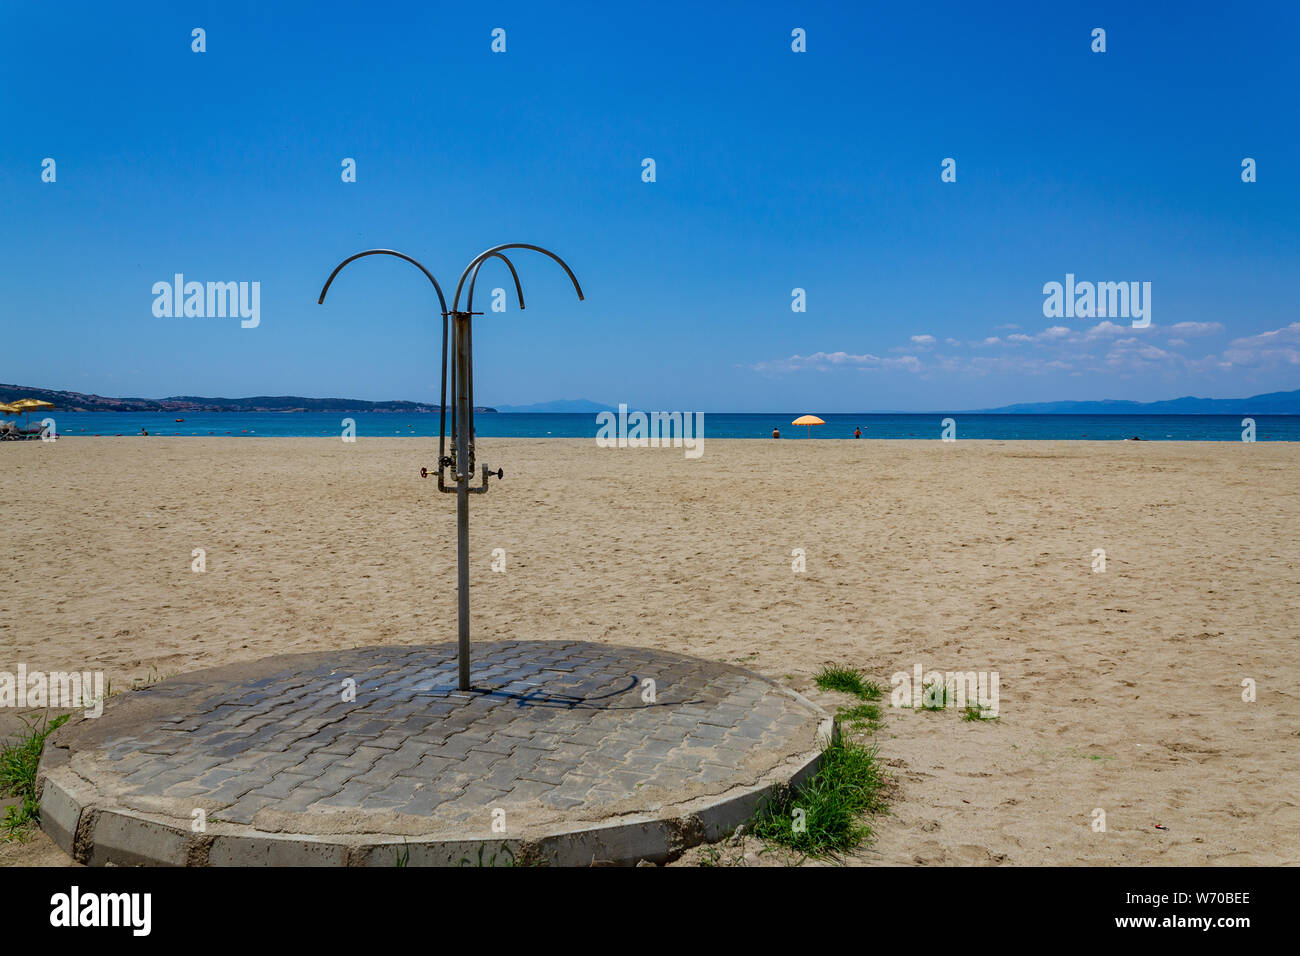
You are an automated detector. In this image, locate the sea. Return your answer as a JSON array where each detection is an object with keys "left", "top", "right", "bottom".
[{"left": 32, "top": 412, "right": 1300, "bottom": 441}]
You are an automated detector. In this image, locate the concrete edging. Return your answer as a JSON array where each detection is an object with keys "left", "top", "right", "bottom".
[
  {"left": 37, "top": 652, "right": 834, "bottom": 867},
  {"left": 40, "top": 709, "right": 831, "bottom": 866}
]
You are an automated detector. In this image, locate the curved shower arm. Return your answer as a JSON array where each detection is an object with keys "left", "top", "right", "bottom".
[
  {"left": 317, "top": 248, "right": 449, "bottom": 315},
  {"left": 466, "top": 252, "right": 526, "bottom": 315},
  {"left": 452, "top": 243, "right": 584, "bottom": 312},
  {"left": 317, "top": 247, "right": 452, "bottom": 469}
]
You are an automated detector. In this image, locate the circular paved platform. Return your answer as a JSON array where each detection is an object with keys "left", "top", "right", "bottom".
[{"left": 38, "top": 641, "right": 831, "bottom": 866}]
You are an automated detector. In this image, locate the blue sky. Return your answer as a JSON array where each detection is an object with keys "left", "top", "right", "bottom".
[{"left": 3, "top": 1, "right": 1297, "bottom": 411}]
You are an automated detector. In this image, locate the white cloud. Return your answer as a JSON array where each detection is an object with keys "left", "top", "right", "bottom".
[
  {"left": 750, "top": 351, "right": 924, "bottom": 373},
  {"left": 750, "top": 321, "right": 1292, "bottom": 380},
  {"left": 1082, "top": 320, "right": 1131, "bottom": 339},
  {"left": 1168, "top": 321, "right": 1224, "bottom": 336},
  {"left": 1101, "top": 338, "right": 1190, "bottom": 372},
  {"left": 1227, "top": 322, "right": 1300, "bottom": 348},
  {"left": 1219, "top": 322, "right": 1300, "bottom": 367}
]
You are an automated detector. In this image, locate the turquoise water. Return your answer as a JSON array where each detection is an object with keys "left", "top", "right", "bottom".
[{"left": 36, "top": 411, "right": 1300, "bottom": 441}]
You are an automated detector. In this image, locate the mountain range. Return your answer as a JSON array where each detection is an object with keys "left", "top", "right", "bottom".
[
  {"left": 963, "top": 390, "right": 1300, "bottom": 415},
  {"left": 493, "top": 399, "right": 618, "bottom": 413},
  {"left": 0, "top": 385, "right": 495, "bottom": 414},
  {"left": 4, "top": 385, "right": 1298, "bottom": 415}
]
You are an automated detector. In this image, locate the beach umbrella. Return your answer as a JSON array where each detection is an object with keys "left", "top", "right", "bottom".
[
  {"left": 10, "top": 398, "right": 54, "bottom": 412},
  {"left": 0, "top": 402, "right": 19, "bottom": 416},
  {"left": 792, "top": 414, "right": 825, "bottom": 438},
  {"left": 9, "top": 398, "right": 55, "bottom": 426}
]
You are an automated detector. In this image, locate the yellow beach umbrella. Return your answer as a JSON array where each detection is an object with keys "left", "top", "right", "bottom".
[
  {"left": 0, "top": 402, "right": 19, "bottom": 416},
  {"left": 792, "top": 414, "right": 825, "bottom": 438},
  {"left": 9, "top": 398, "right": 55, "bottom": 425}
]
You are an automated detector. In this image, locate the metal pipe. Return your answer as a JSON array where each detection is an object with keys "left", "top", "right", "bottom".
[
  {"left": 315, "top": 248, "right": 454, "bottom": 482},
  {"left": 318, "top": 248, "right": 449, "bottom": 314},
  {"left": 439, "top": 310, "right": 449, "bottom": 473},
  {"left": 466, "top": 252, "right": 525, "bottom": 314},
  {"left": 465, "top": 316, "right": 475, "bottom": 474},
  {"left": 319, "top": 243, "right": 580, "bottom": 696},
  {"left": 453, "top": 243, "right": 584, "bottom": 312},
  {"left": 453, "top": 311, "right": 473, "bottom": 691}
]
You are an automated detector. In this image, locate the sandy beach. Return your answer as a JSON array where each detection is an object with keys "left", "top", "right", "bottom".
[{"left": 2, "top": 436, "right": 1297, "bottom": 866}]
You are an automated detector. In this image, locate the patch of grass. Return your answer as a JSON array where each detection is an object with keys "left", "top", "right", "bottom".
[
  {"left": 814, "top": 665, "right": 881, "bottom": 701},
  {"left": 961, "top": 702, "right": 998, "bottom": 721},
  {"left": 695, "top": 843, "right": 723, "bottom": 866},
  {"left": 0, "top": 712, "right": 71, "bottom": 838},
  {"left": 456, "top": 843, "right": 539, "bottom": 867},
  {"left": 919, "top": 683, "right": 950, "bottom": 712},
  {"left": 836, "top": 702, "right": 882, "bottom": 733},
  {"left": 747, "top": 736, "right": 885, "bottom": 857},
  {"left": 104, "top": 666, "right": 167, "bottom": 702}
]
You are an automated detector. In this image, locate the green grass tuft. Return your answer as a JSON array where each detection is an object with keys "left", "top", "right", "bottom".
[
  {"left": 920, "top": 683, "right": 950, "bottom": 711},
  {"left": 961, "top": 702, "right": 997, "bottom": 721},
  {"left": 814, "top": 665, "right": 881, "bottom": 701},
  {"left": 836, "top": 702, "right": 882, "bottom": 733},
  {"left": 747, "top": 736, "right": 885, "bottom": 857},
  {"left": 0, "top": 712, "right": 71, "bottom": 838},
  {"left": 456, "top": 843, "right": 538, "bottom": 867}
]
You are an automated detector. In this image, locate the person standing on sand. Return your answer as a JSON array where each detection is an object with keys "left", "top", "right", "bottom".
[{"left": 853, "top": 426, "right": 861, "bottom": 439}]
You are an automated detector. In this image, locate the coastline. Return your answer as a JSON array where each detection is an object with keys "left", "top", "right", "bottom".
[{"left": 20, "top": 410, "right": 1300, "bottom": 442}]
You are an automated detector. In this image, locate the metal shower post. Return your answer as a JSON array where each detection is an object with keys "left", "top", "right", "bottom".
[{"left": 319, "top": 244, "right": 583, "bottom": 691}]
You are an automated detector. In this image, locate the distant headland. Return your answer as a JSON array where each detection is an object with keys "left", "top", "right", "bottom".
[
  {"left": 4, "top": 384, "right": 1298, "bottom": 415},
  {"left": 0, "top": 384, "right": 495, "bottom": 415}
]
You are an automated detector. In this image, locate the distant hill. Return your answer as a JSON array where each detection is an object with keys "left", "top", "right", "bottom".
[
  {"left": 493, "top": 399, "right": 618, "bottom": 413},
  {"left": 968, "top": 389, "right": 1300, "bottom": 415},
  {"left": 0, "top": 384, "right": 496, "bottom": 414},
  {"left": 8, "top": 382, "right": 1298, "bottom": 415}
]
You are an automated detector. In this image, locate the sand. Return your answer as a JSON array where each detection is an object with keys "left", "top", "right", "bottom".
[{"left": 2, "top": 436, "right": 1297, "bottom": 866}]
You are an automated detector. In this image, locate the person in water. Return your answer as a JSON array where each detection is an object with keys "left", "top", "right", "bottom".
[
  {"left": 772, "top": 426, "right": 780, "bottom": 438},
  {"left": 853, "top": 426, "right": 861, "bottom": 439}
]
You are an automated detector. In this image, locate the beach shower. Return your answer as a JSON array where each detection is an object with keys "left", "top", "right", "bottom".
[{"left": 318, "top": 244, "right": 584, "bottom": 690}]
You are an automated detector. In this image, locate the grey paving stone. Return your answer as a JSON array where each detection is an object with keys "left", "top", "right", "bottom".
[
  {"left": 397, "top": 786, "right": 457, "bottom": 816},
  {"left": 41, "top": 640, "right": 827, "bottom": 866},
  {"left": 274, "top": 785, "right": 343, "bottom": 813},
  {"left": 220, "top": 794, "right": 280, "bottom": 824},
  {"left": 258, "top": 772, "right": 317, "bottom": 799}
]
